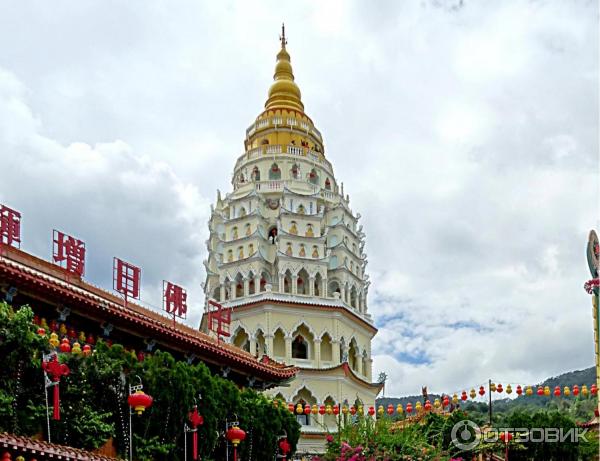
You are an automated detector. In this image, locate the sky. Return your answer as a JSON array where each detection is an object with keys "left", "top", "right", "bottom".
[{"left": 0, "top": 0, "right": 598, "bottom": 397}]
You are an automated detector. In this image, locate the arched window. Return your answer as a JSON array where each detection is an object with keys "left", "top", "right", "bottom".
[
  {"left": 312, "top": 246, "right": 319, "bottom": 259},
  {"left": 252, "top": 166, "right": 260, "bottom": 181},
  {"left": 297, "top": 269, "right": 309, "bottom": 294},
  {"left": 305, "top": 224, "right": 314, "bottom": 237},
  {"left": 314, "top": 272, "right": 322, "bottom": 296},
  {"left": 289, "top": 221, "right": 298, "bottom": 235},
  {"left": 245, "top": 223, "right": 251, "bottom": 236},
  {"left": 268, "top": 227, "right": 277, "bottom": 244},
  {"left": 233, "top": 328, "right": 250, "bottom": 352},
  {"left": 292, "top": 335, "right": 308, "bottom": 359},
  {"left": 283, "top": 271, "right": 292, "bottom": 293},
  {"left": 239, "top": 173, "right": 245, "bottom": 184},
  {"left": 299, "top": 244, "right": 306, "bottom": 257},
  {"left": 297, "top": 204, "right": 305, "bottom": 214},
  {"left": 248, "top": 243, "right": 254, "bottom": 255},
  {"left": 350, "top": 286, "right": 357, "bottom": 308},
  {"left": 235, "top": 273, "right": 244, "bottom": 297},
  {"left": 321, "top": 333, "right": 333, "bottom": 362},
  {"left": 269, "top": 163, "right": 281, "bottom": 180},
  {"left": 273, "top": 329, "right": 286, "bottom": 358},
  {"left": 227, "top": 250, "right": 233, "bottom": 263},
  {"left": 238, "top": 246, "right": 244, "bottom": 259},
  {"left": 212, "top": 286, "right": 221, "bottom": 302},
  {"left": 325, "top": 178, "right": 331, "bottom": 190},
  {"left": 239, "top": 207, "right": 246, "bottom": 217},
  {"left": 291, "top": 164, "right": 300, "bottom": 179},
  {"left": 308, "top": 168, "right": 318, "bottom": 185},
  {"left": 285, "top": 243, "right": 293, "bottom": 256}
]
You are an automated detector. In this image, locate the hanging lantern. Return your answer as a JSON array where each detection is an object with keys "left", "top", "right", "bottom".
[
  {"left": 59, "top": 323, "right": 67, "bottom": 336},
  {"left": 310, "top": 404, "right": 317, "bottom": 415},
  {"left": 544, "top": 386, "right": 551, "bottom": 397},
  {"left": 537, "top": 386, "right": 544, "bottom": 396},
  {"left": 304, "top": 404, "right": 311, "bottom": 415},
  {"left": 188, "top": 406, "right": 204, "bottom": 461},
  {"left": 42, "top": 355, "right": 70, "bottom": 420},
  {"left": 516, "top": 385, "right": 523, "bottom": 396},
  {"left": 49, "top": 333, "right": 59, "bottom": 349},
  {"left": 461, "top": 391, "right": 468, "bottom": 401},
  {"left": 496, "top": 384, "right": 503, "bottom": 393},
  {"left": 86, "top": 334, "right": 95, "bottom": 345},
  {"left": 387, "top": 404, "right": 394, "bottom": 415},
  {"left": 499, "top": 431, "right": 513, "bottom": 443},
  {"left": 319, "top": 405, "right": 326, "bottom": 415},
  {"left": 433, "top": 398, "right": 441, "bottom": 409},
  {"left": 526, "top": 386, "right": 533, "bottom": 396},
  {"left": 553, "top": 386, "right": 561, "bottom": 397},
  {"left": 71, "top": 342, "right": 82, "bottom": 355},
  {"left": 37, "top": 327, "right": 46, "bottom": 336},
  {"left": 82, "top": 344, "right": 92, "bottom": 357},
  {"left": 137, "top": 351, "right": 145, "bottom": 362},
  {"left": 442, "top": 396, "right": 450, "bottom": 407},
  {"left": 405, "top": 403, "right": 412, "bottom": 414},
  {"left": 68, "top": 328, "right": 77, "bottom": 339},
  {"left": 368, "top": 406, "right": 375, "bottom": 416},
  {"left": 415, "top": 401, "right": 422, "bottom": 412},
  {"left": 490, "top": 383, "right": 496, "bottom": 392},
  {"left": 333, "top": 405, "right": 340, "bottom": 416},
  {"left": 452, "top": 394, "right": 459, "bottom": 405},
  {"left": 288, "top": 403, "right": 295, "bottom": 413},
  {"left": 341, "top": 405, "right": 348, "bottom": 415},
  {"left": 564, "top": 386, "right": 571, "bottom": 396},
  {"left": 591, "top": 384, "right": 598, "bottom": 395},
  {"left": 296, "top": 403, "right": 303, "bottom": 414},
  {"left": 377, "top": 405, "right": 384, "bottom": 416},
  {"left": 279, "top": 438, "right": 291, "bottom": 460},
  {"left": 128, "top": 390, "right": 153, "bottom": 416},
  {"left": 582, "top": 385, "right": 589, "bottom": 397},
  {"left": 396, "top": 404, "right": 403, "bottom": 414},
  {"left": 573, "top": 385, "right": 580, "bottom": 396},
  {"left": 326, "top": 404, "right": 332, "bottom": 415},
  {"left": 46, "top": 319, "right": 55, "bottom": 331},
  {"left": 350, "top": 405, "right": 356, "bottom": 415},
  {"left": 59, "top": 338, "right": 71, "bottom": 353},
  {"left": 358, "top": 405, "right": 364, "bottom": 415},
  {"left": 226, "top": 425, "right": 246, "bottom": 461},
  {"left": 469, "top": 388, "right": 476, "bottom": 399},
  {"left": 479, "top": 386, "right": 485, "bottom": 397},
  {"left": 424, "top": 400, "right": 432, "bottom": 411},
  {"left": 78, "top": 331, "right": 86, "bottom": 344},
  {"left": 506, "top": 384, "right": 512, "bottom": 395},
  {"left": 272, "top": 400, "right": 278, "bottom": 408}
]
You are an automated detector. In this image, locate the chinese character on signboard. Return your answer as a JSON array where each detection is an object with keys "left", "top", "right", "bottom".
[
  {"left": 0, "top": 204, "right": 21, "bottom": 249},
  {"left": 53, "top": 230, "right": 86, "bottom": 277},
  {"left": 163, "top": 281, "right": 187, "bottom": 322},
  {"left": 207, "top": 299, "right": 231, "bottom": 340},
  {"left": 113, "top": 257, "right": 141, "bottom": 303}
]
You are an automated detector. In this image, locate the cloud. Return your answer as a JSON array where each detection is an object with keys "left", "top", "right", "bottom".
[{"left": 0, "top": 0, "right": 597, "bottom": 397}]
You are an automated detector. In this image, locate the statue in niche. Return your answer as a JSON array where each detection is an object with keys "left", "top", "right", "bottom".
[
  {"left": 305, "top": 224, "right": 314, "bottom": 237},
  {"left": 286, "top": 243, "right": 293, "bottom": 256},
  {"left": 312, "top": 246, "right": 319, "bottom": 258},
  {"left": 289, "top": 221, "right": 298, "bottom": 235},
  {"left": 299, "top": 245, "right": 306, "bottom": 257}
]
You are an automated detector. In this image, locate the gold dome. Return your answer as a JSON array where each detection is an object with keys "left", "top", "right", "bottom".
[{"left": 265, "top": 25, "right": 304, "bottom": 112}]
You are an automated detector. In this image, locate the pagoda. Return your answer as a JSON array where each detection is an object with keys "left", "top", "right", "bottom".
[{"left": 203, "top": 26, "right": 382, "bottom": 453}]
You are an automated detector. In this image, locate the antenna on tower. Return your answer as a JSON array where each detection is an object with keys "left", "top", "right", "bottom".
[{"left": 280, "top": 23, "right": 287, "bottom": 48}]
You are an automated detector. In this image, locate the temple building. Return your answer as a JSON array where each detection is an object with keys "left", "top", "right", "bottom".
[{"left": 203, "top": 27, "right": 382, "bottom": 453}]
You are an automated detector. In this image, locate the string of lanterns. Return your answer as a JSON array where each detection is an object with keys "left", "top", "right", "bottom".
[{"left": 272, "top": 381, "right": 599, "bottom": 419}]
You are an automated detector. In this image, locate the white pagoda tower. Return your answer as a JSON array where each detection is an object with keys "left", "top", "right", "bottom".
[{"left": 203, "top": 27, "right": 381, "bottom": 453}]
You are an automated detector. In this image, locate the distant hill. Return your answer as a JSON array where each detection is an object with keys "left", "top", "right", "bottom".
[{"left": 376, "top": 367, "right": 596, "bottom": 421}]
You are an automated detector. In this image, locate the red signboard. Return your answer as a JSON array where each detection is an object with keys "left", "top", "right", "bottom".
[
  {"left": 113, "top": 257, "right": 141, "bottom": 302},
  {"left": 53, "top": 230, "right": 86, "bottom": 277},
  {"left": 207, "top": 299, "right": 231, "bottom": 340},
  {"left": 163, "top": 281, "right": 187, "bottom": 321},
  {"left": 0, "top": 204, "right": 21, "bottom": 249}
]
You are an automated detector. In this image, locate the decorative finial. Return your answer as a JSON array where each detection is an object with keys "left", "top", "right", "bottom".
[{"left": 280, "top": 23, "right": 287, "bottom": 49}]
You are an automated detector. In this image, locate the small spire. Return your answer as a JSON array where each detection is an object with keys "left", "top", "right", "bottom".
[{"left": 280, "top": 23, "right": 287, "bottom": 49}]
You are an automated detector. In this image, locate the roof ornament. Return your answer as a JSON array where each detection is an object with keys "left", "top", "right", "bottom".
[{"left": 280, "top": 23, "right": 287, "bottom": 49}]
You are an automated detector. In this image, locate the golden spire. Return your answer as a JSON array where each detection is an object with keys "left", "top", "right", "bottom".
[{"left": 265, "top": 23, "right": 304, "bottom": 112}]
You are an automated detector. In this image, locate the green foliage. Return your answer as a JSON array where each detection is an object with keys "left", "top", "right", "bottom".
[{"left": 0, "top": 302, "right": 300, "bottom": 460}]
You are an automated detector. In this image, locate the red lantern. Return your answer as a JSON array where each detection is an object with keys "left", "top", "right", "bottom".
[
  {"left": 128, "top": 390, "right": 153, "bottom": 415},
  {"left": 479, "top": 386, "right": 485, "bottom": 397},
  {"left": 516, "top": 385, "right": 523, "bottom": 396},
  {"left": 304, "top": 404, "right": 311, "bottom": 415},
  {"left": 279, "top": 438, "right": 291, "bottom": 461},
  {"left": 37, "top": 327, "right": 46, "bottom": 336},
  {"left": 82, "top": 344, "right": 92, "bottom": 357},
  {"left": 573, "top": 385, "right": 580, "bottom": 396},
  {"left": 226, "top": 426, "right": 246, "bottom": 461},
  {"left": 461, "top": 391, "right": 468, "bottom": 401},
  {"left": 442, "top": 396, "right": 449, "bottom": 407},
  {"left": 350, "top": 405, "right": 356, "bottom": 415},
  {"left": 68, "top": 328, "right": 77, "bottom": 339},
  {"left": 537, "top": 386, "right": 544, "bottom": 396},
  {"left": 406, "top": 403, "right": 413, "bottom": 414},
  {"left": 499, "top": 431, "right": 513, "bottom": 443},
  {"left": 386, "top": 404, "right": 394, "bottom": 415},
  {"left": 319, "top": 405, "right": 326, "bottom": 415},
  {"left": 368, "top": 406, "right": 375, "bottom": 416},
  {"left": 188, "top": 406, "right": 204, "bottom": 460},
  {"left": 424, "top": 400, "right": 432, "bottom": 411},
  {"left": 86, "top": 334, "right": 95, "bottom": 345},
  {"left": 496, "top": 384, "right": 503, "bottom": 393},
  {"left": 59, "top": 338, "right": 71, "bottom": 353},
  {"left": 554, "top": 386, "right": 561, "bottom": 397},
  {"left": 288, "top": 403, "right": 294, "bottom": 413},
  {"left": 591, "top": 384, "right": 598, "bottom": 395},
  {"left": 42, "top": 355, "right": 70, "bottom": 420},
  {"left": 332, "top": 404, "right": 340, "bottom": 416}
]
